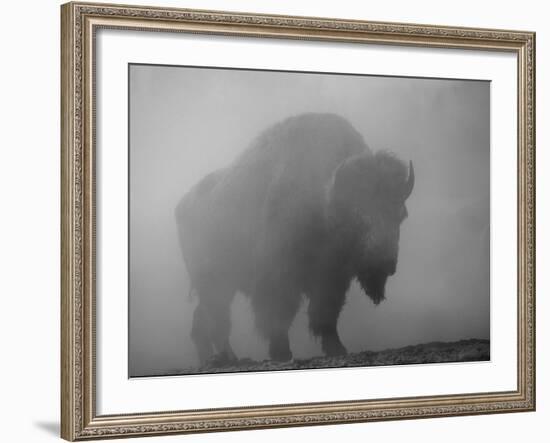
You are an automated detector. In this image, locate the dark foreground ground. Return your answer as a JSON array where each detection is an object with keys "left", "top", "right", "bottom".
[{"left": 141, "top": 338, "right": 489, "bottom": 377}]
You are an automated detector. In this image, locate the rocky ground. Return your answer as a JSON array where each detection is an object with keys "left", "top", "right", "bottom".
[{"left": 162, "top": 338, "right": 489, "bottom": 376}]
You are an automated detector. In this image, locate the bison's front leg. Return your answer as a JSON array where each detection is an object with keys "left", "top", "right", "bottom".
[
  {"left": 307, "top": 285, "right": 348, "bottom": 357},
  {"left": 252, "top": 277, "right": 301, "bottom": 362}
]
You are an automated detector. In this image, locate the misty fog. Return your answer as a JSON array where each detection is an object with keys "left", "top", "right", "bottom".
[{"left": 128, "top": 64, "right": 490, "bottom": 376}]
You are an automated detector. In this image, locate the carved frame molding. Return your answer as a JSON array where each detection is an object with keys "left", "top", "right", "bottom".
[{"left": 61, "top": 2, "right": 535, "bottom": 440}]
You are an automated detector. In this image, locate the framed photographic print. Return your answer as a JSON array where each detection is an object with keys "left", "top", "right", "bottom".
[{"left": 61, "top": 1, "right": 536, "bottom": 440}]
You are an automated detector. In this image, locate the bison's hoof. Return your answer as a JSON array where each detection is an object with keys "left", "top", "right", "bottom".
[
  {"left": 326, "top": 347, "right": 347, "bottom": 357},
  {"left": 323, "top": 339, "right": 348, "bottom": 357},
  {"left": 271, "top": 350, "right": 293, "bottom": 362},
  {"left": 269, "top": 342, "right": 293, "bottom": 362},
  {"left": 203, "top": 350, "right": 237, "bottom": 369}
]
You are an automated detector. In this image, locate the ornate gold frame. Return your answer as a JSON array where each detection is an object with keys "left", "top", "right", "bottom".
[{"left": 61, "top": 2, "right": 536, "bottom": 440}]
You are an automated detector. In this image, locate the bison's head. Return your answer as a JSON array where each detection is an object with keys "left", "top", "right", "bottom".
[{"left": 328, "top": 151, "right": 414, "bottom": 305}]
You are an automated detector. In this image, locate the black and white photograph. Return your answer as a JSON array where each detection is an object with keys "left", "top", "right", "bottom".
[{"left": 128, "top": 64, "right": 490, "bottom": 377}]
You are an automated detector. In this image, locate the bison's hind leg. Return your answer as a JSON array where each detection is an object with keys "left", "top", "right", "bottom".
[
  {"left": 192, "top": 281, "right": 237, "bottom": 366},
  {"left": 307, "top": 284, "right": 348, "bottom": 357},
  {"left": 252, "top": 277, "right": 301, "bottom": 362}
]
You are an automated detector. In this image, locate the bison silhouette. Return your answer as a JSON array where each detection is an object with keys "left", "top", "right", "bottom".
[{"left": 175, "top": 113, "right": 414, "bottom": 364}]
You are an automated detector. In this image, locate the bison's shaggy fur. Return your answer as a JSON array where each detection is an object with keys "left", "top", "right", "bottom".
[{"left": 176, "top": 113, "right": 413, "bottom": 363}]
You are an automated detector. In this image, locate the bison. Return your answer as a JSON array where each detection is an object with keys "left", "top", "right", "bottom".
[{"left": 175, "top": 113, "right": 414, "bottom": 364}]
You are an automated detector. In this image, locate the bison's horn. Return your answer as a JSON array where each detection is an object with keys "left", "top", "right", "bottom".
[{"left": 403, "top": 160, "right": 415, "bottom": 200}]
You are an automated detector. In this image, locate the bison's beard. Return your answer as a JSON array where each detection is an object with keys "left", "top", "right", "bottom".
[{"left": 356, "top": 270, "right": 388, "bottom": 305}]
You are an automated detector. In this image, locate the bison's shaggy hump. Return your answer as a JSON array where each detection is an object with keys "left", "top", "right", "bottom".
[
  {"left": 226, "top": 112, "right": 370, "bottom": 189},
  {"left": 201, "top": 113, "right": 372, "bottom": 228},
  {"left": 179, "top": 113, "right": 370, "bottom": 210},
  {"left": 239, "top": 112, "right": 368, "bottom": 161}
]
